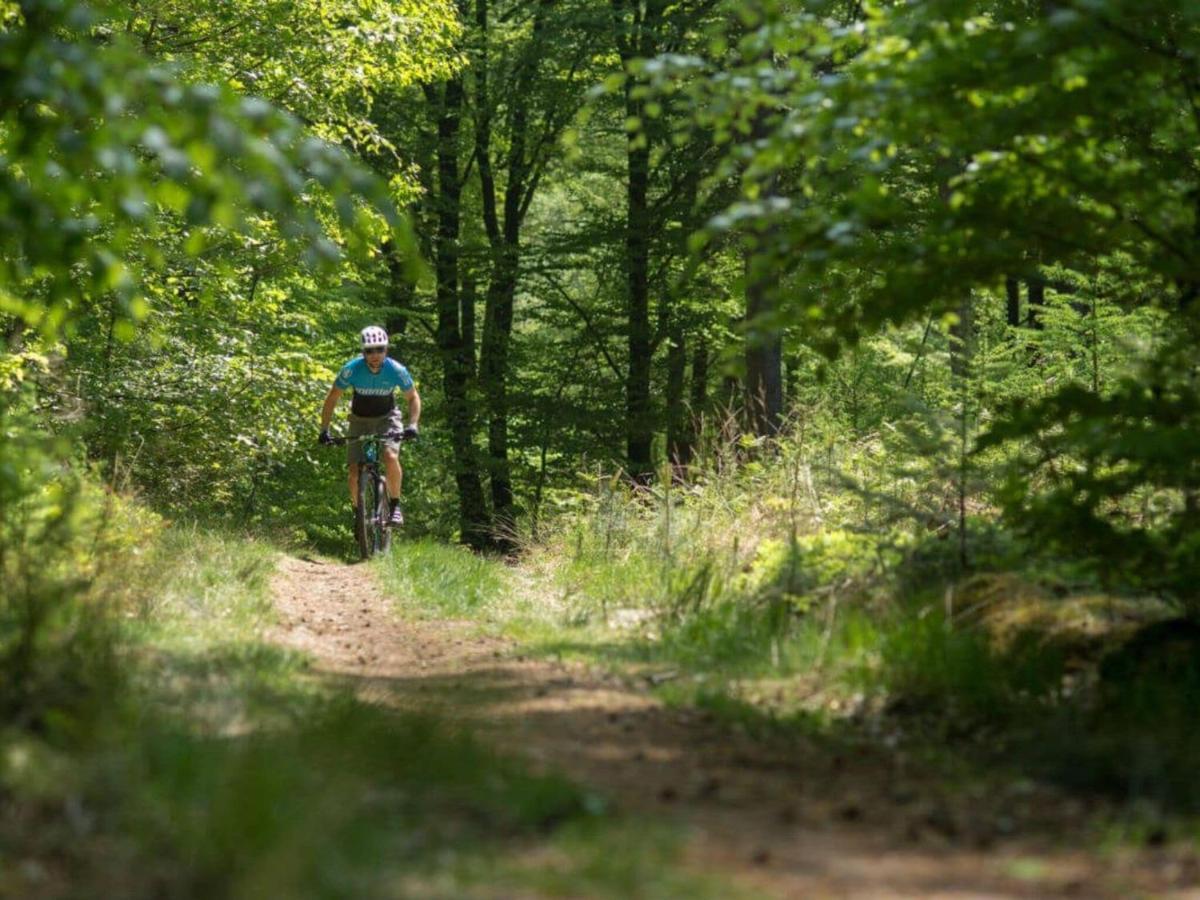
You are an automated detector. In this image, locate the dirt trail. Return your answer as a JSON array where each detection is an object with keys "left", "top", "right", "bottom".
[{"left": 269, "top": 556, "right": 1197, "bottom": 899}]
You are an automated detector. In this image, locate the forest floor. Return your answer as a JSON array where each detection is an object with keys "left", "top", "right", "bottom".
[{"left": 269, "top": 555, "right": 1200, "bottom": 899}]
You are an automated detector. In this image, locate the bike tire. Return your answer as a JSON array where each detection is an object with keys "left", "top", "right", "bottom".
[
  {"left": 375, "top": 471, "right": 393, "bottom": 554},
  {"left": 356, "top": 465, "right": 374, "bottom": 559}
]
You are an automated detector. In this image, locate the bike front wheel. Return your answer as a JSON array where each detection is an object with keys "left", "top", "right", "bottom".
[{"left": 356, "top": 464, "right": 391, "bottom": 558}]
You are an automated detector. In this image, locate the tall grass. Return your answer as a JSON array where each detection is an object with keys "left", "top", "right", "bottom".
[
  {"left": 374, "top": 537, "right": 510, "bottom": 618},
  {"left": 523, "top": 438, "right": 890, "bottom": 679},
  {"left": 494, "top": 422, "right": 1200, "bottom": 823}
]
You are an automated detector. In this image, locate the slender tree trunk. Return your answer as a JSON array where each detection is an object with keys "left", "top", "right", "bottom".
[
  {"left": 744, "top": 107, "right": 783, "bottom": 438},
  {"left": 428, "top": 78, "right": 490, "bottom": 549},
  {"left": 664, "top": 144, "right": 704, "bottom": 474},
  {"left": 474, "top": 0, "right": 516, "bottom": 537},
  {"left": 950, "top": 293, "right": 974, "bottom": 570},
  {"left": 461, "top": 264, "right": 476, "bottom": 377},
  {"left": 479, "top": 249, "right": 517, "bottom": 532},
  {"left": 690, "top": 336, "right": 709, "bottom": 452},
  {"left": 690, "top": 337, "right": 709, "bottom": 412},
  {"left": 610, "top": 0, "right": 661, "bottom": 483},
  {"left": 950, "top": 294, "right": 974, "bottom": 379},
  {"left": 383, "top": 239, "right": 412, "bottom": 341},
  {"left": 666, "top": 319, "right": 689, "bottom": 477},
  {"left": 745, "top": 245, "right": 783, "bottom": 436},
  {"left": 1005, "top": 275, "right": 1020, "bottom": 327},
  {"left": 1027, "top": 276, "right": 1045, "bottom": 330},
  {"left": 473, "top": 0, "right": 560, "bottom": 541},
  {"left": 624, "top": 91, "right": 654, "bottom": 481}
]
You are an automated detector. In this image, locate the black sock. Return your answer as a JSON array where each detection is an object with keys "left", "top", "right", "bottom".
[{"left": 389, "top": 498, "right": 400, "bottom": 511}]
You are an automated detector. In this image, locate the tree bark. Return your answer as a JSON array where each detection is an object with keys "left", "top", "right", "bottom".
[
  {"left": 427, "top": 77, "right": 491, "bottom": 549},
  {"left": 461, "top": 263, "right": 476, "bottom": 378},
  {"left": 666, "top": 319, "right": 689, "bottom": 476},
  {"left": 745, "top": 245, "right": 783, "bottom": 437},
  {"left": 1005, "top": 275, "right": 1020, "bottom": 327},
  {"left": 610, "top": 0, "right": 662, "bottom": 483},
  {"left": 690, "top": 337, "right": 709, "bottom": 412},
  {"left": 623, "top": 88, "right": 654, "bottom": 481},
  {"left": 950, "top": 294, "right": 974, "bottom": 379},
  {"left": 383, "top": 239, "right": 412, "bottom": 341},
  {"left": 1027, "top": 276, "right": 1045, "bottom": 330},
  {"left": 690, "top": 336, "right": 709, "bottom": 450},
  {"left": 479, "top": 247, "right": 517, "bottom": 532},
  {"left": 949, "top": 293, "right": 974, "bottom": 570},
  {"left": 744, "top": 102, "right": 783, "bottom": 438}
]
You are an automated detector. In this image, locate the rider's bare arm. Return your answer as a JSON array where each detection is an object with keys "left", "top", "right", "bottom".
[
  {"left": 404, "top": 386, "right": 421, "bottom": 427},
  {"left": 320, "top": 386, "right": 344, "bottom": 431}
]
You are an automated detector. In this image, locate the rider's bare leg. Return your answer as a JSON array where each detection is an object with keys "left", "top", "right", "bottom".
[
  {"left": 383, "top": 448, "right": 403, "bottom": 500},
  {"left": 348, "top": 465, "right": 358, "bottom": 507}
]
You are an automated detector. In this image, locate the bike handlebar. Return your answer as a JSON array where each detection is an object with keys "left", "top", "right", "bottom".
[{"left": 325, "top": 431, "right": 413, "bottom": 447}]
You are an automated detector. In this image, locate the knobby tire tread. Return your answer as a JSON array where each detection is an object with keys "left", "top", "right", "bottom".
[
  {"left": 356, "top": 464, "right": 373, "bottom": 559},
  {"left": 377, "top": 472, "right": 392, "bottom": 554}
]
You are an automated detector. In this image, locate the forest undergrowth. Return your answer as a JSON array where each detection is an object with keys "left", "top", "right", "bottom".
[{"left": 378, "top": 420, "right": 1200, "bottom": 848}]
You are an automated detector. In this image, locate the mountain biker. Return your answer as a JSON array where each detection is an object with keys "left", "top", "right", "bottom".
[{"left": 318, "top": 326, "right": 420, "bottom": 528}]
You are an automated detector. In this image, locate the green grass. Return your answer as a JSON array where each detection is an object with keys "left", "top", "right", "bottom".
[
  {"left": 0, "top": 526, "right": 743, "bottom": 899},
  {"left": 472, "top": 819, "right": 756, "bottom": 900},
  {"left": 135, "top": 525, "right": 278, "bottom": 629},
  {"left": 374, "top": 537, "right": 512, "bottom": 618}
]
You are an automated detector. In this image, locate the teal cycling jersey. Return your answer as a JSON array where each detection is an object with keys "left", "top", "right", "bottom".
[{"left": 334, "top": 356, "right": 414, "bottom": 417}]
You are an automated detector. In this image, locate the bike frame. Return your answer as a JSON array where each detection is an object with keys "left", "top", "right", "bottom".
[{"left": 329, "top": 431, "right": 406, "bottom": 559}]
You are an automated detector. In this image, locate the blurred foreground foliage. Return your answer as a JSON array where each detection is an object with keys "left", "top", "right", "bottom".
[{"left": 2, "top": 524, "right": 694, "bottom": 898}]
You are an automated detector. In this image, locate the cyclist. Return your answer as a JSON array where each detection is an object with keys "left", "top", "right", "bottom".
[{"left": 318, "top": 326, "right": 420, "bottom": 528}]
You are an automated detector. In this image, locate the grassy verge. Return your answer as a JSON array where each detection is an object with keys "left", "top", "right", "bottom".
[
  {"left": 1, "top": 526, "right": 746, "bottom": 899},
  {"left": 374, "top": 477, "right": 1200, "bottom": 847}
]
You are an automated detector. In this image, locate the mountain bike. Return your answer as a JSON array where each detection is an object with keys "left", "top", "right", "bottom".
[{"left": 327, "top": 431, "right": 410, "bottom": 559}]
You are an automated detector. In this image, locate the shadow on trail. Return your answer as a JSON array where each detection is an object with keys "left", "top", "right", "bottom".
[
  {"left": 309, "top": 657, "right": 1192, "bottom": 899},
  {"left": 516, "top": 608, "right": 1200, "bottom": 823}
]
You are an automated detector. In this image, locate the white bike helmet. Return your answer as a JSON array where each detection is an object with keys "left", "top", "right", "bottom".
[{"left": 360, "top": 325, "right": 388, "bottom": 350}]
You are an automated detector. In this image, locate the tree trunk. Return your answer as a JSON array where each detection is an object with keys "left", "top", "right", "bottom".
[
  {"left": 479, "top": 249, "right": 517, "bottom": 536},
  {"left": 461, "top": 263, "right": 476, "bottom": 377},
  {"left": 610, "top": 0, "right": 661, "bottom": 483},
  {"left": 1027, "top": 276, "right": 1045, "bottom": 330},
  {"left": 473, "top": 0, "right": 551, "bottom": 541},
  {"left": 427, "top": 78, "right": 491, "bottom": 549},
  {"left": 1005, "top": 275, "right": 1020, "bottom": 327},
  {"left": 745, "top": 245, "right": 783, "bottom": 437},
  {"left": 950, "top": 294, "right": 974, "bottom": 379},
  {"left": 624, "top": 92, "right": 654, "bottom": 482},
  {"left": 690, "top": 337, "right": 709, "bottom": 413},
  {"left": 666, "top": 319, "right": 689, "bottom": 476},
  {"left": 744, "top": 105, "right": 783, "bottom": 438},
  {"left": 950, "top": 293, "right": 974, "bottom": 570},
  {"left": 383, "top": 239, "right": 412, "bottom": 341},
  {"left": 690, "top": 336, "right": 709, "bottom": 452}
]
